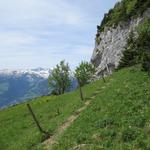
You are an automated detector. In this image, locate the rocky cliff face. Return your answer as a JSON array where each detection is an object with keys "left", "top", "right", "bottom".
[{"left": 91, "top": 9, "right": 150, "bottom": 76}]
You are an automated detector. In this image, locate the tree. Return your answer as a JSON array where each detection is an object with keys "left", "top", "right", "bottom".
[
  {"left": 48, "top": 60, "right": 71, "bottom": 95},
  {"left": 117, "top": 19, "right": 150, "bottom": 73},
  {"left": 117, "top": 32, "right": 139, "bottom": 69},
  {"left": 75, "top": 61, "right": 96, "bottom": 100},
  {"left": 137, "top": 19, "right": 150, "bottom": 72},
  {"left": 75, "top": 61, "right": 96, "bottom": 87}
]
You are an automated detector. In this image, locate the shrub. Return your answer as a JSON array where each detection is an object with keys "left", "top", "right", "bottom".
[
  {"left": 117, "top": 32, "right": 139, "bottom": 69},
  {"left": 137, "top": 19, "right": 150, "bottom": 72},
  {"left": 100, "top": 129, "right": 116, "bottom": 139},
  {"left": 76, "top": 133, "right": 87, "bottom": 144},
  {"left": 142, "top": 52, "right": 150, "bottom": 72},
  {"left": 97, "top": 0, "right": 150, "bottom": 33},
  {"left": 122, "top": 127, "right": 139, "bottom": 142},
  {"left": 133, "top": 117, "right": 146, "bottom": 128},
  {"left": 95, "top": 117, "right": 115, "bottom": 128},
  {"left": 118, "top": 19, "right": 150, "bottom": 72}
]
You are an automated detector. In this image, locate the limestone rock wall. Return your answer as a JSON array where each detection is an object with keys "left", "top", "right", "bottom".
[{"left": 91, "top": 9, "right": 150, "bottom": 76}]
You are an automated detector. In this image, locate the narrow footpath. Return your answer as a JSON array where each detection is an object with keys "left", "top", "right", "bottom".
[{"left": 43, "top": 88, "right": 102, "bottom": 149}]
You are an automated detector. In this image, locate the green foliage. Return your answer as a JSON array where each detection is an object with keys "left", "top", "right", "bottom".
[
  {"left": 126, "top": 0, "right": 137, "bottom": 16},
  {"left": 76, "top": 133, "right": 87, "bottom": 144},
  {"left": 95, "top": 117, "right": 115, "bottom": 128},
  {"left": 142, "top": 52, "right": 150, "bottom": 72},
  {"left": 118, "top": 19, "right": 150, "bottom": 72},
  {"left": 137, "top": 19, "right": 150, "bottom": 72},
  {"left": 132, "top": 116, "right": 146, "bottom": 128},
  {"left": 53, "top": 66, "right": 150, "bottom": 149},
  {"left": 0, "top": 66, "right": 150, "bottom": 149},
  {"left": 75, "top": 61, "right": 96, "bottom": 86},
  {"left": 122, "top": 127, "right": 139, "bottom": 142},
  {"left": 100, "top": 129, "right": 117, "bottom": 139},
  {"left": 95, "top": 36, "right": 101, "bottom": 45},
  {"left": 0, "top": 79, "right": 99, "bottom": 150},
  {"left": 48, "top": 60, "right": 71, "bottom": 95},
  {"left": 117, "top": 32, "right": 139, "bottom": 69},
  {"left": 98, "top": 0, "right": 150, "bottom": 32}
]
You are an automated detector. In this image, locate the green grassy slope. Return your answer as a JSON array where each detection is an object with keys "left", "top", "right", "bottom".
[
  {"left": 52, "top": 67, "right": 150, "bottom": 150},
  {"left": 0, "top": 80, "right": 98, "bottom": 150},
  {"left": 0, "top": 66, "right": 150, "bottom": 150}
]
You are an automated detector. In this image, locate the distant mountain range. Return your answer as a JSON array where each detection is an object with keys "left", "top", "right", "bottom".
[{"left": 0, "top": 68, "right": 77, "bottom": 108}]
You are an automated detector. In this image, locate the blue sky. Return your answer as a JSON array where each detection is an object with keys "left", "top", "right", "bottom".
[{"left": 0, "top": 0, "right": 120, "bottom": 70}]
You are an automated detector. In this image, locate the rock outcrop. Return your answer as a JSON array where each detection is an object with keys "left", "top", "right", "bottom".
[{"left": 91, "top": 9, "right": 150, "bottom": 76}]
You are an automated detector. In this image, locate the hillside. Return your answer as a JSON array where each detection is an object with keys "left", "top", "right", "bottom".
[
  {"left": 0, "top": 0, "right": 150, "bottom": 149},
  {"left": 51, "top": 67, "right": 150, "bottom": 150},
  {"left": 0, "top": 66, "right": 149, "bottom": 150},
  {"left": 0, "top": 69, "right": 77, "bottom": 108}
]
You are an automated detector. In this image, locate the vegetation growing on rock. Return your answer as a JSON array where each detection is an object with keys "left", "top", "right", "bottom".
[
  {"left": 97, "top": 0, "right": 150, "bottom": 32},
  {"left": 118, "top": 19, "right": 150, "bottom": 72}
]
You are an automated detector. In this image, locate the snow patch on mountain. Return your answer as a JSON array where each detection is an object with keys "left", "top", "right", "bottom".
[{"left": 0, "top": 68, "right": 51, "bottom": 79}]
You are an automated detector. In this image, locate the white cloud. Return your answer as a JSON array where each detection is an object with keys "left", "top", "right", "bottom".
[
  {"left": 0, "top": 0, "right": 84, "bottom": 27},
  {"left": 0, "top": 32, "right": 37, "bottom": 47},
  {"left": 72, "top": 45, "right": 93, "bottom": 56},
  {"left": 0, "top": 0, "right": 120, "bottom": 69}
]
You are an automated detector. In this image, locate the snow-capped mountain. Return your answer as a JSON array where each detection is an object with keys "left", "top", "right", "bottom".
[
  {"left": 0, "top": 68, "right": 77, "bottom": 108},
  {"left": 0, "top": 68, "right": 51, "bottom": 108},
  {"left": 0, "top": 67, "right": 50, "bottom": 79}
]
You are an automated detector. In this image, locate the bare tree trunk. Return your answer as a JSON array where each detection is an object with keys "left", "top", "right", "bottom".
[
  {"left": 27, "top": 103, "right": 48, "bottom": 135},
  {"left": 78, "top": 78, "right": 84, "bottom": 101}
]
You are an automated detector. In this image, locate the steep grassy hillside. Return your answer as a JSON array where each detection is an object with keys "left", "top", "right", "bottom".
[
  {"left": 52, "top": 66, "right": 150, "bottom": 150},
  {"left": 0, "top": 66, "right": 149, "bottom": 150},
  {"left": 0, "top": 77, "right": 98, "bottom": 150}
]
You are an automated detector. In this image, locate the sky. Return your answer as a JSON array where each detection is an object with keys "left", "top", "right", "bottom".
[{"left": 0, "top": 0, "right": 120, "bottom": 70}]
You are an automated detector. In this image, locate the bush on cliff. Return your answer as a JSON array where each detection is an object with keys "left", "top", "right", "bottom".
[
  {"left": 137, "top": 19, "right": 150, "bottom": 72},
  {"left": 118, "top": 19, "right": 150, "bottom": 72},
  {"left": 98, "top": 0, "right": 150, "bottom": 32},
  {"left": 117, "top": 32, "right": 139, "bottom": 69}
]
